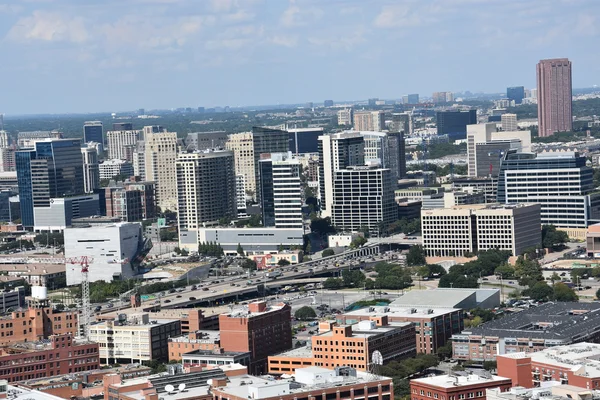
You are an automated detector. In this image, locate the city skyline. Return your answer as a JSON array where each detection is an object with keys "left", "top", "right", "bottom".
[{"left": 0, "top": 0, "right": 598, "bottom": 114}]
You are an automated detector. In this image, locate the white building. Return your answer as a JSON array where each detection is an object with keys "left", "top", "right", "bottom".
[
  {"left": 353, "top": 110, "right": 385, "bottom": 131},
  {"left": 259, "top": 152, "right": 303, "bottom": 229},
  {"left": 337, "top": 108, "right": 353, "bottom": 126},
  {"left": 235, "top": 174, "right": 247, "bottom": 216},
  {"left": 0, "top": 131, "right": 15, "bottom": 172},
  {"left": 81, "top": 146, "right": 100, "bottom": 193},
  {"left": 140, "top": 126, "right": 178, "bottom": 211},
  {"left": 501, "top": 113, "right": 518, "bottom": 131},
  {"left": 179, "top": 227, "right": 304, "bottom": 254},
  {"left": 421, "top": 204, "right": 541, "bottom": 257},
  {"left": 33, "top": 194, "right": 100, "bottom": 232},
  {"left": 106, "top": 129, "right": 140, "bottom": 161},
  {"left": 99, "top": 159, "right": 135, "bottom": 180},
  {"left": 64, "top": 222, "right": 151, "bottom": 284},
  {"left": 88, "top": 313, "right": 180, "bottom": 363}
]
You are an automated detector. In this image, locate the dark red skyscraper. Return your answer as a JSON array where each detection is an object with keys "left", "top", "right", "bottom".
[{"left": 537, "top": 58, "right": 572, "bottom": 137}]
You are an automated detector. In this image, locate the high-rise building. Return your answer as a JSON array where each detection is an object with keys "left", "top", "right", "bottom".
[
  {"left": 176, "top": 150, "right": 236, "bottom": 229},
  {"left": 219, "top": 301, "right": 292, "bottom": 375},
  {"left": 259, "top": 152, "right": 303, "bottom": 229},
  {"left": 184, "top": 131, "right": 228, "bottom": 151},
  {"left": 287, "top": 127, "right": 323, "bottom": 154},
  {"left": 17, "top": 130, "right": 62, "bottom": 149},
  {"left": 501, "top": 113, "right": 518, "bottom": 131},
  {"left": 112, "top": 122, "right": 133, "bottom": 131},
  {"left": 83, "top": 121, "right": 103, "bottom": 154},
  {"left": 225, "top": 127, "right": 288, "bottom": 198},
  {"left": 421, "top": 204, "right": 542, "bottom": 258},
  {"left": 466, "top": 123, "right": 531, "bottom": 178},
  {"left": 497, "top": 151, "right": 600, "bottom": 229},
  {"left": 353, "top": 110, "right": 385, "bottom": 131},
  {"left": 80, "top": 145, "right": 99, "bottom": 193},
  {"left": 103, "top": 186, "right": 143, "bottom": 222},
  {"left": 337, "top": 108, "right": 353, "bottom": 126},
  {"left": 432, "top": 92, "right": 453, "bottom": 104},
  {"left": 390, "top": 112, "right": 412, "bottom": 135},
  {"left": 141, "top": 126, "right": 178, "bottom": 211},
  {"left": 106, "top": 129, "right": 140, "bottom": 160},
  {"left": 331, "top": 165, "right": 396, "bottom": 235},
  {"left": 123, "top": 181, "right": 156, "bottom": 219},
  {"left": 436, "top": 109, "right": 477, "bottom": 138},
  {"left": 235, "top": 174, "right": 247, "bottom": 216},
  {"left": 506, "top": 86, "right": 525, "bottom": 104},
  {"left": 324, "top": 99, "right": 334, "bottom": 107},
  {"left": 537, "top": 58, "right": 573, "bottom": 137},
  {"left": 368, "top": 98, "right": 378, "bottom": 106},
  {"left": 0, "top": 131, "right": 15, "bottom": 173},
  {"left": 98, "top": 159, "right": 134, "bottom": 180},
  {"left": 318, "top": 132, "right": 364, "bottom": 217},
  {"left": 16, "top": 138, "right": 87, "bottom": 229},
  {"left": 403, "top": 94, "right": 419, "bottom": 104},
  {"left": 360, "top": 131, "right": 406, "bottom": 181}
]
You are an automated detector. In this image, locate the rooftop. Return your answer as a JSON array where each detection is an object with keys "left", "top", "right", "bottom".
[
  {"left": 169, "top": 331, "right": 220, "bottom": 344},
  {"left": 390, "top": 288, "right": 499, "bottom": 309},
  {"left": 222, "top": 303, "right": 288, "bottom": 319},
  {"left": 459, "top": 302, "right": 600, "bottom": 340},
  {"left": 0, "top": 383, "right": 64, "bottom": 400},
  {"left": 182, "top": 349, "right": 249, "bottom": 358},
  {"left": 0, "top": 264, "right": 65, "bottom": 275},
  {"left": 411, "top": 372, "right": 511, "bottom": 388},
  {"left": 342, "top": 305, "right": 462, "bottom": 319},
  {"left": 270, "top": 345, "right": 313, "bottom": 358},
  {"left": 318, "top": 321, "right": 412, "bottom": 339}
]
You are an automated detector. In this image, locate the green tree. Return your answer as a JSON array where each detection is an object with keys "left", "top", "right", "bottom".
[
  {"left": 295, "top": 306, "right": 317, "bottom": 320},
  {"left": 483, "top": 361, "right": 497, "bottom": 371},
  {"left": 514, "top": 256, "right": 544, "bottom": 287},
  {"left": 310, "top": 217, "right": 336, "bottom": 237},
  {"left": 553, "top": 282, "right": 578, "bottom": 301},
  {"left": 323, "top": 277, "right": 343, "bottom": 289},
  {"left": 526, "top": 281, "right": 554, "bottom": 302},
  {"left": 464, "top": 316, "right": 483, "bottom": 328},
  {"left": 596, "top": 288, "right": 600, "bottom": 300},
  {"left": 236, "top": 243, "right": 245, "bottom": 257},
  {"left": 436, "top": 342, "right": 453, "bottom": 360},
  {"left": 494, "top": 264, "right": 515, "bottom": 279},
  {"left": 322, "top": 249, "right": 335, "bottom": 257},
  {"left": 407, "top": 245, "right": 426, "bottom": 266},
  {"left": 278, "top": 259, "right": 291, "bottom": 266},
  {"left": 542, "top": 225, "right": 569, "bottom": 249},
  {"left": 241, "top": 258, "right": 257, "bottom": 271},
  {"left": 248, "top": 214, "right": 262, "bottom": 227}
]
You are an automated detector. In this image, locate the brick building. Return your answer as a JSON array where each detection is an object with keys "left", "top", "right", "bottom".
[
  {"left": 0, "top": 307, "right": 79, "bottom": 346},
  {"left": 168, "top": 331, "right": 221, "bottom": 362},
  {"left": 268, "top": 318, "right": 415, "bottom": 374},
  {"left": 0, "top": 333, "right": 99, "bottom": 382},
  {"left": 410, "top": 374, "right": 512, "bottom": 400},
  {"left": 212, "top": 366, "right": 393, "bottom": 400},
  {"left": 219, "top": 301, "right": 292, "bottom": 375},
  {"left": 497, "top": 342, "right": 600, "bottom": 389}
]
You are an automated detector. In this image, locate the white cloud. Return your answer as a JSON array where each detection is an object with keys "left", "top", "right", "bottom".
[
  {"left": 270, "top": 35, "right": 298, "bottom": 47},
  {"left": 7, "top": 10, "right": 89, "bottom": 43},
  {"left": 374, "top": 4, "right": 425, "bottom": 28},
  {"left": 280, "top": 1, "right": 323, "bottom": 27}
]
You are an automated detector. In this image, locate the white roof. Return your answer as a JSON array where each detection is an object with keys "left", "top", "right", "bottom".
[{"left": 411, "top": 373, "right": 510, "bottom": 389}]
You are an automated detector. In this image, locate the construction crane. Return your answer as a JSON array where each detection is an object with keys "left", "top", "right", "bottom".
[{"left": 65, "top": 256, "right": 94, "bottom": 339}]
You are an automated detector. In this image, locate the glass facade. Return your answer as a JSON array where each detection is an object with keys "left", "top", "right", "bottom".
[
  {"left": 83, "top": 123, "right": 103, "bottom": 144},
  {"left": 507, "top": 86, "right": 525, "bottom": 104},
  {"left": 436, "top": 109, "right": 477, "bottom": 139}
]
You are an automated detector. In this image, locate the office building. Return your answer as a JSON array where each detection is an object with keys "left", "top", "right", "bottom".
[
  {"left": 421, "top": 204, "right": 542, "bottom": 257},
  {"left": 259, "top": 152, "right": 303, "bottom": 229},
  {"left": 106, "top": 129, "right": 140, "bottom": 161},
  {"left": 113, "top": 122, "right": 133, "bottom": 131},
  {"left": 353, "top": 110, "right": 385, "bottom": 131},
  {"left": 391, "top": 112, "right": 412, "bottom": 135},
  {"left": 452, "top": 302, "right": 600, "bottom": 362},
  {"left": 177, "top": 150, "right": 236, "bottom": 229},
  {"left": 437, "top": 109, "right": 477, "bottom": 138},
  {"left": 337, "top": 108, "right": 353, "bottom": 126},
  {"left": 168, "top": 330, "right": 222, "bottom": 362},
  {"left": 453, "top": 177, "right": 498, "bottom": 204},
  {"left": 324, "top": 99, "right": 334, "bottom": 107},
  {"left": 410, "top": 374, "right": 512, "bottom": 400},
  {"left": 225, "top": 127, "right": 288, "bottom": 198},
  {"left": 99, "top": 159, "right": 134, "bottom": 180},
  {"left": 102, "top": 186, "right": 143, "bottom": 222},
  {"left": 16, "top": 138, "right": 97, "bottom": 230},
  {"left": 81, "top": 145, "right": 100, "bottom": 193},
  {"left": 182, "top": 349, "right": 251, "bottom": 369},
  {"left": 0, "top": 334, "right": 99, "bottom": 383},
  {"left": 184, "top": 131, "right": 228, "bottom": 151},
  {"left": 64, "top": 222, "right": 152, "bottom": 284},
  {"left": 405, "top": 93, "right": 419, "bottom": 104},
  {"left": 506, "top": 86, "right": 525, "bottom": 104},
  {"left": 0, "top": 264, "right": 64, "bottom": 288},
  {"left": 235, "top": 174, "right": 246, "bottom": 215},
  {"left": 466, "top": 123, "right": 531, "bottom": 178},
  {"left": 83, "top": 121, "right": 103, "bottom": 154},
  {"left": 123, "top": 181, "right": 156, "bottom": 219},
  {"left": 586, "top": 223, "right": 600, "bottom": 257},
  {"left": 537, "top": 58, "right": 573, "bottom": 137},
  {"left": 432, "top": 91, "right": 454, "bottom": 104},
  {"left": 89, "top": 313, "right": 181, "bottom": 364},
  {"left": 332, "top": 165, "right": 396, "bottom": 235},
  {"left": 501, "top": 113, "right": 518, "bottom": 131},
  {"left": 139, "top": 126, "right": 178, "bottom": 211},
  {"left": 268, "top": 319, "right": 415, "bottom": 374},
  {"left": 497, "top": 342, "right": 600, "bottom": 389},
  {"left": 0, "top": 190, "right": 15, "bottom": 223},
  {"left": 17, "top": 131, "right": 62, "bottom": 149},
  {"left": 497, "top": 151, "right": 600, "bottom": 230},
  {"left": 219, "top": 301, "right": 291, "bottom": 374},
  {"left": 318, "top": 132, "right": 364, "bottom": 217},
  {"left": 0, "top": 307, "right": 79, "bottom": 346},
  {"left": 0, "top": 131, "right": 14, "bottom": 173},
  {"left": 213, "top": 367, "right": 393, "bottom": 400},
  {"left": 287, "top": 127, "right": 323, "bottom": 154},
  {"left": 360, "top": 131, "right": 406, "bottom": 180}
]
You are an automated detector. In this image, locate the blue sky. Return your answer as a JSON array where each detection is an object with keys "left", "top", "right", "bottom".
[{"left": 0, "top": 0, "right": 598, "bottom": 114}]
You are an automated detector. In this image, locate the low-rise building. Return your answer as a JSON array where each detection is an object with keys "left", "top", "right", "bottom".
[
  {"left": 250, "top": 251, "right": 302, "bottom": 269},
  {"left": 0, "top": 307, "right": 78, "bottom": 346},
  {"left": 410, "top": 373, "right": 512, "bottom": 400},
  {"left": 169, "top": 331, "right": 221, "bottom": 362},
  {"left": 99, "top": 159, "right": 134, "bottom": 180},
  {"left": 182, "top": 349, "right": 251, "bottom": 369},
  {"left": 0, "top": 264, "right": 65, "bottom": 288},
  {"left": 0, "top": 286, "right": 25, "bottom": 312},
  {"left": 268, "top": 318, "right": 415, "bottom": 374},
  {"left": 453, "top": 303, "right": 600, "bottom": 362},
  {"left": 586, "top": 223, "right": 600, "bottom": 257},
  {"left": 0, "top": 334, "right": 99, "bottom": 383},
  {"left": 89, "top": 313, "right": 181, "bottom": 364},
  {"left": 212, "top": 366, "right": 393, "bottom": 400},
  {"left": 327, "top": 233, "right": 365, "bottom": 248}
]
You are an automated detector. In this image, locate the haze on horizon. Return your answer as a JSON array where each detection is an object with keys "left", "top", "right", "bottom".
[{"left": 0, "top": 0, "right": 598, "bottom": 115}]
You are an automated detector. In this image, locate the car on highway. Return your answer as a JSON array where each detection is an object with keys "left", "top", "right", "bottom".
[
  {"left": 189, "top": 297, "right": 196, "bottom": 301},
  {"left": 202, "top": 287, "right": 209, "bottom": 291},
  {"left": 164, "top": 300, "right": 171, "bottom": 303}
]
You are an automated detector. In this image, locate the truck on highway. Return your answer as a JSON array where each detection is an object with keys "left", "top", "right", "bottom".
[{"left": 266, "top": 270, "right": 283, "bottom": 279}]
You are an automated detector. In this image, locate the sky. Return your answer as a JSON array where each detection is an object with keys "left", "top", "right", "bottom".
[{"left": 0, "top": 0, "right": 598, "bottom": 114}]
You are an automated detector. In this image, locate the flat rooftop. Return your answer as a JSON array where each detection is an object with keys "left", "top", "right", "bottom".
[
  {"left": 122, "top": 385, "right": 209, "bottom": 400},
  {"left": 182, "top": 349, "right": 249, "bottom": 358},
  {"left": 411, "top": 373, "right": 511, "bottom": 389},
  {"left": 318, "top": 322, "right": 412, "bottom": 339},
  {"left": 169, "top": 331, "right": 220, "bottom": 343},
  {"left": 0, "top": 264, "right": 65, "bottom": 274},
  {"left": 343, "top": 305, "right": 461, "bottom": 319},
  {"left": 222, "top": 303, "right": 287, "bottom": 319},
  {"left": 390, "top": 288, "right": 498, "bottom": 309},
  {"left": 459, "top": 302, "right": 600, "bottom": 340},
  {"left": 270, "top": 345, "right": 313, "bottom": 358}
]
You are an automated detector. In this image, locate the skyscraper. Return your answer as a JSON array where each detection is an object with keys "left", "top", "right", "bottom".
[
  {"left": 360, "top": 131, "right": 406, "bottom": 181},
  {"left": 391, "top": 113, "right": 412, "bottom": 135},
  {"left": 353, "top": 110, "right": 385, "bottom": 131},
  {"left": 506, "top": 86, "right": 525, "bottom": 105},
  {"left": 141, "top": 126, "right": 178, "bottom": 211},
  {"left": 537, "top": 58, "right": 573, "bottom": 137},
  {"left": 318, "top": 132, "right": 365, "bottom": 217},
  {"left": 106, "top": 129, "right": 140, "bottom": 160},
  {"left": 0, "top": 131, "right": 15, "bottom": 172},
  {"left": 501, "top": 113, "right": 518, "bottom": 131},
  {"left": 259, "top": 152, "right": 303, "bottom": 229},
  {"left": 83, "top": 121, "right": 103, "bottom": 153},
  {"left": 337, "top": 109, "right": 353, "bottom": 126},
  {"left": 436, "top": 109, "right": 477, "bottom": 139},
  {"left": 81, "top": 145, "right": 100, "bottom": 193},
  {"left": 176, "top": 149, "right": 236, "bottom": 229}
]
